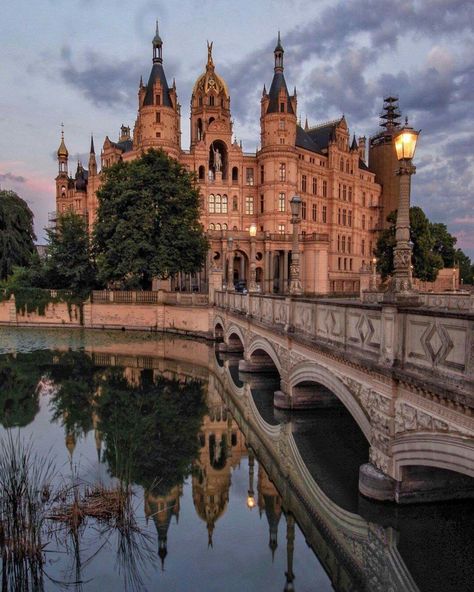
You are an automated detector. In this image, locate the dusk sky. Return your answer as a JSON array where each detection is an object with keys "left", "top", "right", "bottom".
[{"left": 1, "top": 0, "right": 473, "bottom": 256}]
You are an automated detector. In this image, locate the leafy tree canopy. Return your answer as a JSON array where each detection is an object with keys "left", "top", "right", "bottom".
[
  {"left": 0, "top": 190, "right": 36, "bottom": 280},
  {"left": 375, "top": 206, "right": 459, "bottom": 282},
  {"left": 43, "top": 211, "right": 97, "bottom": 295},
  {"left": 94, "top": 149, "right": 208, "bottom": 289}
]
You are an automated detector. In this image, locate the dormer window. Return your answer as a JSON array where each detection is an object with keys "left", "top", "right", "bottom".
[
  {"left": 155, "top": 94, "right": 161, "bottom": 106},
  {"left": 209, "top": 95, "right": 215, "bottom": 106},
  {"left": 280, "top": 102, "right": 285, "bottom": 113}
]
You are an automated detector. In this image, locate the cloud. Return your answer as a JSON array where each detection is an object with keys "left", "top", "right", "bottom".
[{"left": 0, "top": 172, "right": 27, "bottom": 184}]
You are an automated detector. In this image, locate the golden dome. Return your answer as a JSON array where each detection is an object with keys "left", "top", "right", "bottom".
[
  {"left": 192, "top": 41, "right": 229, "bottom": 99},
  {"left": 57, "top": 133, "right": 68, "bottom": 158}
]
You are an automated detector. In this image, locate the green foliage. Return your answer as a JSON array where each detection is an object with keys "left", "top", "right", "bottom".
[
  {"left": 375, "top": 207, "right": 445, "bottom": 282},
  {"left": 96, "top": 368, "right": 206, "bottom": 493},
  {"left": 455, "top": 248, "right": 474, "bottom": 285},
  {"left": 94, "top": 149, "right": 208, "bottom": 289},
  {"left": 0, "top": 190, "right": 36, "bottom": 280},
  {"left": 43, "top": 211, "right": 97, "bottom": 295}
]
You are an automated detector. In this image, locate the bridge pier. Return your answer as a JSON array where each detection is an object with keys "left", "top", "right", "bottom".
[{"left": 359, "top": 462, "right": 474, "bottom": 504}]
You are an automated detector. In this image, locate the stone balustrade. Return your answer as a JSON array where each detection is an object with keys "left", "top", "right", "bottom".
[{"left": 215, "top": 290, "right": 474, "bottom": 402}]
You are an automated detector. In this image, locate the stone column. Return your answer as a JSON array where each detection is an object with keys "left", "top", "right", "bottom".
[{"left": 283, "top": 250, "right": 289, "bottom": 294}]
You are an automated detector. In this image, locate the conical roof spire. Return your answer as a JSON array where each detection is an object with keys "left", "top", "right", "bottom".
[
  {"left": 153, "top": 20, "right": 162, "bottom": 47},
  {"left": 152, "top": 20, "right": 163, "bottom": 63},
  {"left": 90, "top": 134, "right": 95, "bottom": 154},
  {"left": 275, "top": 30, "right": 283, "bottom": 52},
  {"left": 57, "top": 124, "right": 68, "bottom": 158},
  {"left": 274, "top": 31, "right": 284, "bottom": 73}
]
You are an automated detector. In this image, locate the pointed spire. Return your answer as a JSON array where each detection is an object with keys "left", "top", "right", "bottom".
[
  {"left": 57, "top": 123, "right": 68, "bottom": 158},
  {"left": 293, "top": 86, "right": 297, "bottom": 97},
  {"left": 206, "top": 40, "right": 214, "bottom": 69},
  {"left": 304, "top": 116, "right": 309, "bottom": 131},
  {"left": 90, "top": 134, "right": 95, "bottom": 154},
  {"left": 152, "top": 20, "right": 163, "bottom": 63},
  {"left": 274, "top": 31, "right": 284, "bottom": 72},
  {"left": 262, "top": 84, "right": 267, "bottom": 97},
  {"left": 351, "top": 134, "right": 358, "bottom": 151},
  {"left": 139, "top": 74, "right": 143, "bottom": 87}
]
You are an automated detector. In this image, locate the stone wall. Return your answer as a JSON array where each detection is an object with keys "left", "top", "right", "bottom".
[{"left": 0, "top": 295, "right": 211, "bottom": 337}]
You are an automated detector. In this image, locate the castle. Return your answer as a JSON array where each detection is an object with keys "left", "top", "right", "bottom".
[{"left": 55, "top": 24, "right": 401, "bottom": 294}]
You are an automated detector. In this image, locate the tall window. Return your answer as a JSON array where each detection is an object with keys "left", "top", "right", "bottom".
[
  {"left": 343, "top": 185, "right": 347, "bottom": 201},
  {"left": 342, "top": 209, "right": 347, "bottom": 225},
  {"left": 338, "top": 184, "right": 341, "bottom": 199},
  {"left": 338, "top": 208, "right": 341, "bottom": 225},
  {"left": 278, "top": 224, "right": 285, "bottom": 234},
  {"left": 232, "top": 167, "right": 238, "bottom": 182},
  {"left": 301, "top": 200, "right": 307, "bottom": 220},
  {"left": 156, "top": 112, "right": 161, "bottom": 123},
  {"left": 209, "top": 95, "right": 215, "bottom": 106},
  {"left": 279, "top": 163, "right": 286, "bottom": 181},
  {"left": 155, "top": 94, "right": 161, "bottom": 105},
  {"left": 312, "top": 203, "right": 317, "bottom": 221},
  {"left": 278, "top": 192, "right": 286, "bottom": 212},
  {"left": 322, "top": 180, "right": 327, "bottom": 197},
  {"left": 260, "top": 165, "right": 264, "bottom": 184},
  {"left": 362, "top": 192, "right": 366, "bottom": 207},
  {"left": 348, "top": 236, "right": 352, "bottom": 254},
  {"left": 260, "top": 194, "right": 264, "bottom": 213},
  {"left": 208, "top": 194, "right": 228, "bottom": 214},
  {"left": 312, "top": 177, "right": 317, "bottom": 195},
  {"left": 342, "top": 236, "right": 346, "bottom": 253},
  {"left": 362, "top": 214, "right": 366, "bottom": 229},
  {"left": 340, "top": 158, "right": 344, "bottom": 171},
  {"left": 208, "top": 194, "right": 215, "bottom": 213},
  {"left": 245, "top": 196, "right": 254, "bottom": 214},
  {"left": 337, "top": 235, "right": 340, "bottom": 251},
  {"left": 302, "top": 175, "right": 307, "bottom": 193},
  {"left": 279, "top": 120, "right": 285, "bottom": 130},
  {"left": 361, "top": 239, "right": 365, "bottom": 255},
  {"left": 280, "top": 102, "right": 285, "bottom": 112},
  {"left": 348, "top": 210, "right": 352, "bottom": 227},
  {"left": 348, "top": 187, "right": 352, "bottom": 202},
  {"left": 246, "top": 168, "right": 254, "bottom": 185},
  {"left": 322, "top": 205, "right": 327, "bottom": 223}
]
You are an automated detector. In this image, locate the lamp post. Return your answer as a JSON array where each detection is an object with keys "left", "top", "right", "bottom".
[
  {"left": 227, "top": 236, "right": 234, "bottom": 290},
  {"left": 289, "top": 195, "right": 303, "bottom": 295},
  {"left": 249, "top": 223, "right": 257, "bottom": 292},
  {"left": 370, "top": 257, "right": 377, "bottom": 291},
  {"left": 386, "top": 118, "right": 420, "bottom": 302}
]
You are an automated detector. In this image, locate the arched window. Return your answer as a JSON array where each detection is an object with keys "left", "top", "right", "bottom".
[
  {"left": 208, "top": 194, "right": 215, "bottom": 213},
  {"left": 215, "top": 223, "right": 221, "bottom": 230},
  {"left": 233, "top": 196, "right": 238, "bottom": 211},
  {"left": 222, "top": 223, "right": 228, "bottom": 230},
  {"left": 197, "top": 119, "right": 203, "bottom": 141},
  {"left": 232, "top": 166, "right": 238, "bottom": 182},
  {"left": 209, "top": 117, "right": 215, "bottom": 125},
  {"left": 215, "top": 194, "right": 222, "bottom": 213},
  {"left": 209, "top": 95, "right": 215, "bottom": 106},
  {"left": 198, "top": 165, "right": 205, "bottom": 180},
  {"left": 222, "top": 194, "right": 228, "bottom": 213},
  {"left": 342, "top": 236, "right": 346, "bottom": 253},
  {"left": 209, "top": 223, "right": 215, "bottom": 230}
]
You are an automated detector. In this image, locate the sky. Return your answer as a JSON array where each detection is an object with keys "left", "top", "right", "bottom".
[{"left": 0, "top": 0, "right": 473, "bottom": 256}]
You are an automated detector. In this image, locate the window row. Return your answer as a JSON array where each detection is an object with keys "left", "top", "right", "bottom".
[
  {"left": 337, "top": 208, "right": 353, "bottom": 227},
  {"left": 338, "top": 257, "right": 353, "bottom": 271},
  {"left": 208, "top": 223, "right": 228, "bottom": 230},
  {"left": 338, "top": 184, "right": 353, "bottom": 202},
  {"left": 208, "top": 194, "right": 228, "bottom": 213},
  {"left": 300, "top": 174, "right": 328, "bottom": 197}
]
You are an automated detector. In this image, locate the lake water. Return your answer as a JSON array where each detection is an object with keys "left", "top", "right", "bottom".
[{"left": 0, "top": 327, "right": 472, "bottom": 592}]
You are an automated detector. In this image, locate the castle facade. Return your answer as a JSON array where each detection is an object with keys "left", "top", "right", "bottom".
[{"left": 55, "top": 25, "right": 387, "bottom": 294}]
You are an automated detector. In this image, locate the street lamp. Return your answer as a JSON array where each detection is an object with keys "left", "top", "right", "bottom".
[
  {"left": 289, "top": 195, "right": 303, "bottom": 295},
  {"left": 227, "top": 236, "right": 234, "bottom": 290},
  {"left": 386, "top": 118, "right": 420, "bottom": 301},
  {"left": 249, "top": 224, "right": 257, "bottom": 292},
  {"left": 370, "top": 257, "right": 377, "bottom": 291}
]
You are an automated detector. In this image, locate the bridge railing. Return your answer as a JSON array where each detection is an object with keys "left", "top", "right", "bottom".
[
  {"left": 91, "top": 290, "right": 209, "bottom": 306},
  {"left": 215, "top": 290, "right": 474, "bottom": 401}
]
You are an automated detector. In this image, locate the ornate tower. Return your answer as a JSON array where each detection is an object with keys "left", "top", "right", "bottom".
[
  {"left": 134, "top": 22, "right": 181, "bottom": 158},
  {"left": 260, "top": 32, "right": 297, "bottom": 150},
  {"left": 88, "top": 134, "right": 97, "bottom": 177},
  {"left": 369, "top": 96, "right": 402, "bottom": 228},
  {"left": 56, "top": 128, "right": 69, "bottom": 208}
]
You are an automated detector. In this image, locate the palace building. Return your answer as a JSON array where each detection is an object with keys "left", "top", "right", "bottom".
[{"left": 55, "top": 24, "right": 393, "bottom": 295}]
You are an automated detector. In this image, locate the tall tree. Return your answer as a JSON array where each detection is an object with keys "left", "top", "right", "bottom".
[
  {"left": 0, "top": 190, "right": 36, "bottom": 280},
  {"left": 375, "top": 207, "right": 443, "bottom": 282},
  {"left": 43, "top": 211, "right": 97, "bottom": 294},
  {"left": 94, "top": 149, "right": 208, "bottom": 289}
]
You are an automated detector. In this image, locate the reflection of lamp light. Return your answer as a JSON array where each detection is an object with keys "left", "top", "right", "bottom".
[
  {"left": 289, "top": 195, "right": 303, "bottom": 295},
  {"left": 385, "top": 118, "right": 420, "bottom": 302},
  {"left": 247, "top": 449, "right": 255, "bottom": 510}
]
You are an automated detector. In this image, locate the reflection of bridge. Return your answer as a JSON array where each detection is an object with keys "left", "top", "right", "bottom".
[
  {"left": 213, "top": 291, "right": 474, "bottom": 503},
  {"left": 211, "top": 355, "right": 420, "bottom": 592}
]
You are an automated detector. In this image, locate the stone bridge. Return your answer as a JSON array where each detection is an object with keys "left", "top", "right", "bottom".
[{"left": 213, "top": 290, "right": 474, "bottom": 502}]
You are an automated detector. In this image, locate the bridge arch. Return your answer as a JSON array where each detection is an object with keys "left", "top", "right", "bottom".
[
  {"left": 213, "top": 316, "right": 225, "bottom": 341},
  {"left": 247, "top": 338, "right": 282, "bottom": 375},
  {"left": 392, "top": 433, "right": 474, "bottom": 481},
  {"left": 225, "top": 324, "right": 246, "bottom": 351},
  {"left": 289, "top": 362, "right": 371, "bottom": 441}
]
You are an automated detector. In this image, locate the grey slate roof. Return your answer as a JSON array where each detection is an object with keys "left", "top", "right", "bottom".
[
  {"left": 143, "top": 63, "right": 172, "bottom": 107},
  {"left": 295, "top": 125, "right": 322, "bottom": 154},
  {"left": 266, "top": 72, "right": 294, "bottom": 115},
  {"left": 114, "top": 139, "right": 133, "bottom": 153}
]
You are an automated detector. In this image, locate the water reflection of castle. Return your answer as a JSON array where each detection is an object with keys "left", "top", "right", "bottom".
[{"left": 60, "top": 366, "right": 285, "bottom": 569}]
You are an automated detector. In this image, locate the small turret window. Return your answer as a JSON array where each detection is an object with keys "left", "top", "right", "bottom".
[
  {"left": 232, "top": 167, "right": 238, "bottom": 182},
  {"left": 156, "top": 112, "right": 161, "bottom": 123},
  {"left": 209, "top": 95, "right": 215, "bottom": 106},
  {"left": 155, "top": 94, "right": 161, "bottom": 106},
  {"left": 198, "top": 165, "right": 205, "bottom": 180},
  {"left": 280, "top": 102, "right": 285, "bottom": 113}
]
